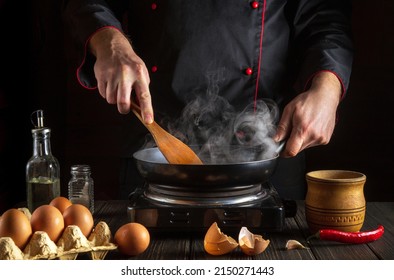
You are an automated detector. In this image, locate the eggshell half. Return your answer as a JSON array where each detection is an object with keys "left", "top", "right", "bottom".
[
  {"left": 238, "top": 226, "right": 270, "bottom": 255},
  {"left": 204, "top": 222, "right": 238, "bottom": 255}
]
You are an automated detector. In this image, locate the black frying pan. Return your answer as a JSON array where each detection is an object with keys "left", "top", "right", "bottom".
[{"left": 133, "top": 142, "right": 284, "bottom": 189}]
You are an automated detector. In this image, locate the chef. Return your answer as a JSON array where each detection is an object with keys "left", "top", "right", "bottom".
[{"left": 61, "top": 0, "right": 354, "bottom": 199}]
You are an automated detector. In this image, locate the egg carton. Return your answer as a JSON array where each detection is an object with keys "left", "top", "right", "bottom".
[{"left": 0, "top": 220, "right": 117, "bottom": 260}]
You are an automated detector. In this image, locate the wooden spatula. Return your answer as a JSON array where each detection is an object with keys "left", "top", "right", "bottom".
[{"left": 130, "top": 101, "right": 203, "bottom": 165}]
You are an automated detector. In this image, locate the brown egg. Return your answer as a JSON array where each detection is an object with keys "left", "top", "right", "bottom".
[
  {"left": 114, "top": 223, "right": 150, "bottom": 256},
  {"left": 31, "top": 205, "right": 65, "bottom": 242},
  {"left": 17, "top": 207, "right": 32, "bottom": 221},
  {"left": 63, "top": 204, "right": 94, "bottom": 237},
  {"left": 49, "top": 196, "right": 72, "bottom": 214},
  {"left": 0, "top": 208, "right": 32, "bottom": 249},
  {"left": 203, "top": 222, "right": 238, "bottom": 256}
]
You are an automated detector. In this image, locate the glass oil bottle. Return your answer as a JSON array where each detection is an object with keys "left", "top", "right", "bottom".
[{"left": 26, "top": 110, "right": 60, "bottom": 212}]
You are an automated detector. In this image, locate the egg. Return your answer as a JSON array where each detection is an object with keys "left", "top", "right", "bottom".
[
  {"left": 63, "top": 204, "right": 94, "bottom": 237},
  {"left": 31, "top": 205, "right": 65, "bottom": 242},
  {"left": 114, "top": 222, "right": 150, "bottom": 256},
  {"left": 49, "top": 196, "right": 72, "bottom": 214},
  {"left": 0, "top": 208, "right": 32, "bottom": 249},
  {"left": 18, "top": 207, "right": 32, "bottom": 221}
]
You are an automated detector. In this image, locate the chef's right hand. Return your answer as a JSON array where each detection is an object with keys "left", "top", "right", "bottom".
[{"left": 89, "top": 28, "right": 154, "bottom": 124}]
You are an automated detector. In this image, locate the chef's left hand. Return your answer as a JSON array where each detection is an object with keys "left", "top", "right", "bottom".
[{"left": 274, "top": 71, "right": 343, "bottom": 157}]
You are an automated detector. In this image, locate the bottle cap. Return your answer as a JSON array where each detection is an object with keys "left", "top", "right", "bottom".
[
  {"left": 31, "top": 109, "right": 50, "bottom": 134},
  {"left": 31, "top": 109, "right": 45, "bottom": 128}
]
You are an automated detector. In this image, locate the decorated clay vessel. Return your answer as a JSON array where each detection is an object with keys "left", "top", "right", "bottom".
[{"left": 305, "top": 170, "right": 366, "bottom": 234}]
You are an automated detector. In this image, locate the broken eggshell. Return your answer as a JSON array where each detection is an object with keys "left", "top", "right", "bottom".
[
  {"left": 204, "top": 222, "right": 238, "bottom": 256},
  {"left": 238, "top": 227, "right": 270, "bottom": 256}
]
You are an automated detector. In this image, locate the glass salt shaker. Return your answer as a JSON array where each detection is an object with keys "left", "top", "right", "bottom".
[{"left": 68, "top": 165, "right": 94, "bottom": 213}]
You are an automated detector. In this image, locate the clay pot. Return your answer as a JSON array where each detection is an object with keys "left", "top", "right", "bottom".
[{"left": 305, "top": 170, "right": 366, "bottom": 234}]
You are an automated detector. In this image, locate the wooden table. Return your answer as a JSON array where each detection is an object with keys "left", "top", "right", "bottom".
[{"left": 94, "top": 200, "right": 394, "bottom": 260}]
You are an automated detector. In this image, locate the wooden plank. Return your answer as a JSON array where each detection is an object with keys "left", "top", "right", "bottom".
[
  {"left": 262, "top": 216, "right": 315, "bottom": 260},
  {"left": 362, "top": 202, "right": 394, "bottom": 260},
  {"left": 126, "top": 233, "right": 192, "bottom": 260},
  {"left": 93, "top": 200, "right": 129, "bottom": 228},
  {"left": 95, "top": 201, "right": 394, "bottom": 260}
]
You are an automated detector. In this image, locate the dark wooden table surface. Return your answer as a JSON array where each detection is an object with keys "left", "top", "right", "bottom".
[{"left": 94, "top": 200, "right": 394, "bottom": 260}]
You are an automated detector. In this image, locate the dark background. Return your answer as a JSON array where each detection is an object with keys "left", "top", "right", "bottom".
[{"left": 1, "top": 0, "right": 393, "bottom": 213}]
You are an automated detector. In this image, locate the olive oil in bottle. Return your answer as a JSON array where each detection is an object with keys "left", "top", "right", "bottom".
[{"left": 26, "top": 110, "right": 60, "bottom": 212}]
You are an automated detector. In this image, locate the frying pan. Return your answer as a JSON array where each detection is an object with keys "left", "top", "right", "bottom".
[{"left": 133, "top": 142, "right": 285, "bottom": 189}]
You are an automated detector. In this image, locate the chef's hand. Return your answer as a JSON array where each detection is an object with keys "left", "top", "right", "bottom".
[
  {"left": 89, "top": 28, "right": 154, "bottom": 124},
  {"left": 274, "top": 71, "right": 342, "bottom": 157}
]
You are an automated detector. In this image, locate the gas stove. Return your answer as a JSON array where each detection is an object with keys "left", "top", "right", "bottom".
[{"left": 127, "top": 182, "right": 296, "bottom": 233}]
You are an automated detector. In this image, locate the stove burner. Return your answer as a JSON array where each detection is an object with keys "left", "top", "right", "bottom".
[
  {"left": 144, "top": 183, "right": 268, "bottom": 206},
  {"left": 127, "top": 182, "right": 295, "bottom": 233}
]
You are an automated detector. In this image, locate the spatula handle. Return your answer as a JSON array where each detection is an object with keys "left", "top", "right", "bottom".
[{"left": 130, "top": 100, "right": 145, "bottom": 123}]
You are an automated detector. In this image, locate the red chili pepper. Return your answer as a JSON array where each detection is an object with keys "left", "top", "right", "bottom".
[{"left": 307, "top": 225, "right": 384, "bottom": 244}]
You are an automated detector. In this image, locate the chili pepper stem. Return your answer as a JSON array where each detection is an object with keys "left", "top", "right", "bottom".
[{"left": 306, "top": 232, "right": 320, "bottom": 242}]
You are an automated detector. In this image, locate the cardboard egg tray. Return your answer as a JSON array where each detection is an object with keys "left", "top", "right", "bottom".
[{"left": 0, "top": 208, "right": 117, "bottom": 260}]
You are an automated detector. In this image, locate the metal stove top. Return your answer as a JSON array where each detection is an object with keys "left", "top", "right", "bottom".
[
  {"left": 144, "top": 182, "right": 269, "bottom": 206},
  {"left": 127, "top": 182, "right": 294, "bottom": 233}
]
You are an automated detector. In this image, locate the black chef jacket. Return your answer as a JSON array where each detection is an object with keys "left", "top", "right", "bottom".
[{"left": 62, "top": 0, "right": 354, "bottom": 199}]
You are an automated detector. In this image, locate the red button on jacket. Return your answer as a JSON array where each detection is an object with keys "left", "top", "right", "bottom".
[
  {"left": 245, "top": 67, "right": 253, "bottom": 75},
  {"left": 251, "top": 1, "right": 259, "bottom": 9}
]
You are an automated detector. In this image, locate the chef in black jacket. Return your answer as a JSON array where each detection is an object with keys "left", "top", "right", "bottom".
[{"left": 62, "top": 0, "right": 353, "bottom": 199}]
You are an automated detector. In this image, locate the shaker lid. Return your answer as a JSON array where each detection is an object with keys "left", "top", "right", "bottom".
[{"left": 71, "top": 165, "right": 91, "bottom": 173}]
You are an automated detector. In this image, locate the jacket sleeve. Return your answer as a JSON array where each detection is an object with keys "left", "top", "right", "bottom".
[
  {"left": 289, "top": 0, "right": 354, "bottom": 97},
  {"left": 61, "top": 0, "right": 126, "bottom": 89}
]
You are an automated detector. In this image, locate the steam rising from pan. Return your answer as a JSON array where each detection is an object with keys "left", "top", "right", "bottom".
[
  {"left": 141, "top": 72, "right": 280, "bottom": 163},
  {"left": 168, "top": 95, "right": 279, "bottom": 163}
]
